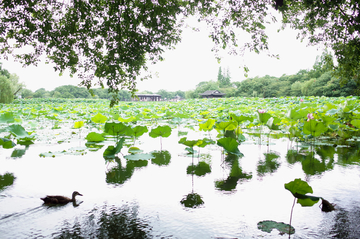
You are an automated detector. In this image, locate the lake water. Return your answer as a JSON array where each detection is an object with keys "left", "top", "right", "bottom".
[{"left": 1, "top": 123, "right": 360, "bottom": 238}]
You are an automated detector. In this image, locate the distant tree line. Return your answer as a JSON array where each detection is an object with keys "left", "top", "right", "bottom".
[
  {"left": 186, "top": 52, "right": 359, "bottom": 99},
  {"left": 18, "top": 85, "right": 187, "bottom": 102},
  {"left": 1, "top": 51, "right": 358, "bottom": 104}
]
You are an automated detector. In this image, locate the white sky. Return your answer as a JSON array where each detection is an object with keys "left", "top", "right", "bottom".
[{"left": 1, "top": 16, "right": 324, "bottom": 93}]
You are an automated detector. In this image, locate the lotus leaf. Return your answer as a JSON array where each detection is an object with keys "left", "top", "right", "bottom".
[
  {"left": 0, "top": 138, "right": 16, "bottom": 149},
  {"left": 257, "top": 220, "right": 295, "bottom": 235},
  {"left": 217, "top": 137, "right": 242, "bottom": 156},
  {"left": 86, "top": 132, "right": 105, "bottom": 142},
  {"left": 149, "top": 125, "right": 171, "bottom": 138},
  {"left": 74, "top": 121, "right": 84, "bottom": 129},
  {"left": 199, "top": 118, "right": 215, "bottom": 131},
  {"left": 91, "top": 113, "right": 108, "bottom": 123},
  {"left": 303, "top": 120, "right": 327, "bottom": 137},
  {"left": 0, "top": 112, "right": 15, "bottom": 123}
]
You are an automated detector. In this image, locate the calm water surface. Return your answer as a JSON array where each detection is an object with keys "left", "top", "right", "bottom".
[{"left": 1, "top": 126, "right": 360, "bottom": 238}]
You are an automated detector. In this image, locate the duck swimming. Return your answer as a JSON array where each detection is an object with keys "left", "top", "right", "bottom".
[{"left": 41, "top": 191, "right": 83, "bottom": 204}]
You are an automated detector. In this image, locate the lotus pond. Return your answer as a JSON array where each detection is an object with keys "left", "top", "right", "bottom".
[{"left": 1, "top": 97, "right": 360, "bottom": 238}]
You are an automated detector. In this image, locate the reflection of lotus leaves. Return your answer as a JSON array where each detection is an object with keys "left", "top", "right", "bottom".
[
  {"left": 85, "top": 142, "right": 104, "bottom": 152},
  {"left": 257, "top": 152, "right": 281, "bottom": 176},
  {"left": 53, "top": 204, "right": 152, "bottom": 238},
  {"left": 186, "top": 162, "right": 211, "bottom": 176},
  {"left": 151, "top": 150, "right": 171, "bottom": 166},
  {"left": 10, "top": 149, "right": 26, "bottom": 158},
  {"left": 0, "top": 173, "right": 16, "bottom": 191},
  {"left": 180, "top": 193, "right": 204, "bottom": 208},
  {"left": 106, "top": 159, "right": 148, "bottom": 185},
  {"left": 257, "top": 220, "right": 295, "bottom": 235}
]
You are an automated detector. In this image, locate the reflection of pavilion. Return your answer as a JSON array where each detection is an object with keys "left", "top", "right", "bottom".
[{"left": 133, "top": 94, "right": 161, "bottom": 101}]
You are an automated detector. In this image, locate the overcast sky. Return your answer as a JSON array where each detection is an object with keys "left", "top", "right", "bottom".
[{"left": 1, "top": 16, "right": 325, "bottom": 93}]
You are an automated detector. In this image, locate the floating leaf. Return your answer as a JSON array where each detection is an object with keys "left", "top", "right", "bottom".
[
  {"left": 85, "top": 132, "right": 105, "bottom": 142},
  {"left": 257, "top": 220, "right": 295, "bottom": 235},
  {"left": 124, "top": 153, "right": 154, "bottom": 161},
  {"left": 7, "top": 124, "right": 35, "bottom": 142}
]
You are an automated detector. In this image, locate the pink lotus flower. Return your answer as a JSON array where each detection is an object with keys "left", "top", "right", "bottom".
[
  {"left": 258, "top": 109, "right": 266, "bottom": 114},
  {"left": 300, "top": 99, "right": 304, "bottom": 102},
  {"left": 307, "top": 113, "right": 314, "bottom": 121}
]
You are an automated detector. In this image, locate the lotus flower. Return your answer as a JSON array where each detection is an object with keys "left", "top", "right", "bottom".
[
  {"left": 258, "top": 109, "right": 266, "bottom": 114},
  {"left": 307, "top": 113, "right": 314, "bottom": 121},
  {"left": 300, "top": 98, "right": 304, "bottom": 102}
]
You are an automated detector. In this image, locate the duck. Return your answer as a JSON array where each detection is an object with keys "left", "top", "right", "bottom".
[{"left": 40, "top": 191, "right": 83, "bottom": 205}]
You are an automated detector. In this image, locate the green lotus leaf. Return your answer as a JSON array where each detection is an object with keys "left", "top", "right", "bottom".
[
  {"left": 257, "top": 112, "right": 272, "bottom": 124},
  {"left": 149, "top": 125, "right": 172, "bottom": 138},
  {"left": 104, "top": 122, "right": 134, "bottom": 136},
  {"left": 351, "top": 119, "right": 360, "bottom": 128},
  {"left": 0, "top": 112, "right": 15, "bottom": 123},
  {"left": 230, "top": 113, "right": 253, "bottom": 124},
  {"left": 303, "top": 120, "right": 327, "bottom": 137},
  {"left": 74, "top": 121, "right": 84, "bottom": 129},
  {"left": 178, "top": 137, "right": 201, "bottom": 147},
  {"left": 199, "top": 118, "right": 215, "bottom": 131},
  {"left": 7, "top": 124, "right": 35, "bottom": 141},
  {"left": 285, "top": 178, "right": 313, "bottom": 196},
  {"left": 132, "top": 125, "right": 148, "bottom": 138},
  {"left": 215, "top": 121, "right": 237, "bottom": 131},
  {"left": 257, "top": 220, "right": 295, "bottom": 235},
  {"left": 217, "top": 137, "right": 242, "bottom": 156},
  {"left": 103, "top": 137, "right": 125, "bottom": 159},
  {"left": 91, "top": 113, "right": 108, "bottom": 123},
  {"left": 85, "top": 132, "right": 105, "bottom": 142},
  {"left": 0, "top": 138, "right": 16, "bottom": 149}
]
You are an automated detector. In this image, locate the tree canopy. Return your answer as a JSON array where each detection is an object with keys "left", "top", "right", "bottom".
[{"left": 1, "top": 0, "right": 359, "bottom": 105}]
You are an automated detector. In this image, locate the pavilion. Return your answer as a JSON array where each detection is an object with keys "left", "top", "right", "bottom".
[{"left": 199, "top": 90, "right": 225, "bottom": 98}]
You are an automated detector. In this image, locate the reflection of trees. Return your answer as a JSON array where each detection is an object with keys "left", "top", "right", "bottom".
[
  {"left": 330, "top": 205, "right": 360, "bottom": 238},
  {"left": 215, "top": 153, "right": 252, "bottom": 192},
  {"left": 0, "top": 172, "right": 16, "bottom": 191},
  {"left": 106, "top": 157, "right": 148, "bottom": 185},
  {"left": 257, "top": 152, "right": 281, "bottom": 176},
  {"left": 53, "top": 204, "right": 152, "bottom": 239},
  {"left": 151, "top": 150, "right": 171, "bottom": 166}
]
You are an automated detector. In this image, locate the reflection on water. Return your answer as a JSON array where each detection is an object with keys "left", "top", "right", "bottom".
[
  {"left": 0, "top": 172, "right": 15, "bottom": 191},
  {"left": 1, "top": 130, "right": 360, "bottom": 238},
  {"left": 215, "top": 153, "right": 252, "bottom": 192},
  {"left": 53, "top": 204, "right": 152, "bottom": 239},
  {"left": 330, "top": 204, "right": 360, "bottom": 238}
]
